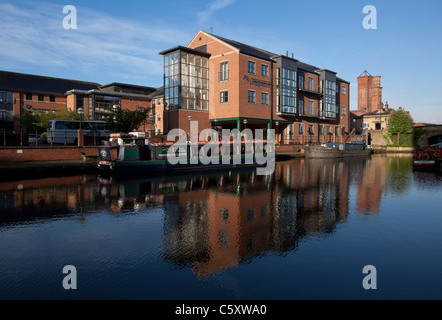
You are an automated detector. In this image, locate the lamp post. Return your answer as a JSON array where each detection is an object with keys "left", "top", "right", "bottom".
[
  {"left": 188, "top": 115, "right": 192, "bottom": 141},
  {"left": 276, "top": 121, "right": 279, "bottom": 145},
  {"left": 243, "top": 119, "right": 248, "bottom": 129},
  {"left": 77, "top": 108, "right": 84, "bottom": 130},
  {"left": 149, "top": 112, "right": 155, "bottom": 138}
]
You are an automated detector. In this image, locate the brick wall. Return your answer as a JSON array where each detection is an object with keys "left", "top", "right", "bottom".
[{"left": 0, "top": 147, "right": 98, "bottom": 163}]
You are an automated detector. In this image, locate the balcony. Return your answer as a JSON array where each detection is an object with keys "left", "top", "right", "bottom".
[
  {"left": 276, "top": 106, "right": 297, "bottom": 116},
  {"left": 298, "top": 109, "right": 320, "bottom": 118},
  {"left": 298, "top": 85, "right": 323, "bottom": 96},
  {"left": 320, "top": 111, "right": 337, "bottom": 119}
]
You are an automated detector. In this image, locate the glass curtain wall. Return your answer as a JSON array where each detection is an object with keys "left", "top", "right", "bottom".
[
  {"left": 281, "top": 68, "right": 296, "bottom": 114},
  {"left": 324, "top": 80, "right": 336, "bottom": 118},
  {"left": 164, "top": 50, "right": 209, "bottom": 111}
]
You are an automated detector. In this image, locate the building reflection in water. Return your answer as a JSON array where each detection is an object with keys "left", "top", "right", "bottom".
[{"left": 0, "top": 155, "right": 424, "bottom": 279}]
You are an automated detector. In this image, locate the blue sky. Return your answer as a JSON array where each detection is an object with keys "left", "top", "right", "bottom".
[{"left": 1, "top": 0, "right": 441, "bottom": 123}]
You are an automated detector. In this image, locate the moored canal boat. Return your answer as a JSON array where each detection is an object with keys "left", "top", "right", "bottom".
[
  {"left": 413, "top": 143, "right": 442, "bottom": 171},
  {"left": 97, "top": 133, "right": 274, "bottom": 175},
  {"left": 305, "top": 141, "right": 372, "bottom": 159}
]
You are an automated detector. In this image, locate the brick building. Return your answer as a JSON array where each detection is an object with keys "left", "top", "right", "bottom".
[
  {"left": 0, "top": 70, "right": 157, "bottom": 135},
  {"left": 158, "top": 30, "right": 351, "bottom": 144},
  {"left": 357, "top": 70, "right": 383, "bottom": 114}
]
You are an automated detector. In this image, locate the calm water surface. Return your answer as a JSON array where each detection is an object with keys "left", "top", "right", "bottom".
[{"left": 0, "top": 155, "right": 441, "bottom": 300}]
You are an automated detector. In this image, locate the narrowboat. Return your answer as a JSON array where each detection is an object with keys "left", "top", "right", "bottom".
[
  {"left": 413, "top": 143, "right": 442, "bottom": 171},
  {"left": 304, "top": 141, "right": 372, "bottom": 159},
  {"left": 97, "top": 133, "right": 274, "bottom": 175}
]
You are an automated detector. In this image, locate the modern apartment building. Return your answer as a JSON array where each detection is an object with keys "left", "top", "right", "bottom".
[{"left": 158, "top": 30, "right": 351, "bottom": 144}]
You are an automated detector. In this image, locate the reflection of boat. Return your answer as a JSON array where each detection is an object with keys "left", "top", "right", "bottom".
[
  {"left": 97, "top": 133, "right": 273, "bottom": 175},
  {"left": 305, "top": 142, "right": 372, "bottom": 159},
  {"left": 413, "top": 143, "right": 442, "bottom": 171}
]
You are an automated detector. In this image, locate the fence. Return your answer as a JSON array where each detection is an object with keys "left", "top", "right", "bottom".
[{"left": 281, "top": 134, "right": 364, "bottom": 145}]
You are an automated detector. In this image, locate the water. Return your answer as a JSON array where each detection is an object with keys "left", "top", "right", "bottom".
[{"left": 0, "top": 155, "right": 441, "bottom": 300}]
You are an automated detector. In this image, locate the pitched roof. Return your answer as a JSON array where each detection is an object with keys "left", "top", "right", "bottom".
[
  {"left": 210, "top": 34, "right": 277, "bottom": 61},
  {"left": 0, "top": 70, "right": 101, "bottom": 94}
]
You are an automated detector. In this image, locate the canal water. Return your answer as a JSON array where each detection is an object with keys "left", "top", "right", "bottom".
[{"left": 0, "top": 155, "right": 441, "bottom": 300}]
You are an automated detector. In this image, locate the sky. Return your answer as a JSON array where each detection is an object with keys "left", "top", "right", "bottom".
[{"left": 1, "top": 0, "right": 441, "bottom": 123}]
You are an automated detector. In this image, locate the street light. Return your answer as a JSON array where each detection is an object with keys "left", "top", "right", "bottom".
[
  {"left": 188, "top": 116, "right": 192, "bottom": 141},
  {"left": 149, "top": 112, "right": 155, "bottom": 137},
  {"left": 77, "top": 108, "right": 84, "bottom": 130},
  {"left": 276, "top": 121, "right": 279, "bottom": 145},
  {"left": 243, "top": 119, "right": 248, "bottom": 129}
]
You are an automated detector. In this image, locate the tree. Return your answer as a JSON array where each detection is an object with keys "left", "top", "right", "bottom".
[
  {"left": 107, "top": 108, "right": 149, "bottom": 133},
  {"left": 387, "top": 108, "right": 414, "bottom": 145},
  {"left": 15, "top": 108, "right": 82, "bottom": 134}
]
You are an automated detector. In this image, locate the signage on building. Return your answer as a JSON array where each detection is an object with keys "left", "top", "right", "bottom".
[{"left": 243, "top": 75, "right": 271, "bottom": 88}]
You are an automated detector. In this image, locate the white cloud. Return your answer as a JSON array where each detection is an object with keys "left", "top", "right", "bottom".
[
  {"left": 0, "top": 0, "right": 193, "bottom": 85},
  {"left": 197, "top": 0, "right": 236, "bottom": 24}
]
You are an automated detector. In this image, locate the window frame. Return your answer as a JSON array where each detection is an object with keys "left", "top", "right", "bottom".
[
  {"left": 248, "top": 90, "right": 256, "bottom": 104},
  {"left": 248, "top": 61, "right": 256, "bottom": 74},
  {"left": 220, "top": 90, "right": 229, "bottom": 104}
]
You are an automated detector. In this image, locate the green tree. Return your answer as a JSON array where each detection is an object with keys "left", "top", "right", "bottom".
[
  {"left": 387, "top": 108, "right": 414, "bottom": 145},
  {"left": 107, "top": 108, "right": 149, "bottom": 133},
  {"left": 15, "top": 108, "right": 82, "bottom": 134}
]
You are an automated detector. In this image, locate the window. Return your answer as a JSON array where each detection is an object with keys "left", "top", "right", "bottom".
[
  {"left": 0, "top": 91, "right": 13, "bottom": 104},
  {"left": 335, "top": 126, "right": 339, "bottom": 136},
  {"left": 327, "top": 125, "right": 331, "bottom": 135},
  {"left": 341, "top": 126, "right": 346, "bottom": 136},
  {"left": 280, "top": 68, "right": 296, "bottom": 114},
  {"left": 50, "top": 96, "right": 55, "bottom": 102},
  {"left": 309, "top": 101, "right": 314, "bottom": 116},
  {"left": 324, "top": 80, "right": 336, "bottom": 118},
  {"left": 299, "top": 99, "right": 304, "bottom": 115},
  {"left": 342, "top": 86, "right": 346, "bottom": 95},
  {"left": 299, "top": 75, "right": 304, "bottom": 89},
  {"left": 336, "top": 84, "right": 339, "bottom": 94},
  {"left": 286, "top": 124, "right": 294, "bottom": 140},
  {"left": 0, "top": 110, "right": 7, "bottom": 121},
  {"left": 220, "top": 61, "right": 229, "bottom": 81},
  {"left": 319, "top": 125, "right": 324, "bottom": 136},
  {"left": 157, "top": 99, "right": 161, "bottom": 105},
  {"left": 157, "top": 113, "right": 161, "bottom": 121},
  {"left": 220, "top": 90, "right": 228, "bottom": 103},
  {"left": 262, "top": 64, "right": 268, "bottom": 77},
  {"left": 299, "top": 123, "right": 304, "bottom": 136},
  {"left": 26, "top": 93, "right": 32, "bottom": 100},
  {"left": 248, "top": 90, "right": 255, "bottom": 103},
  {"left": 248, "top": 61, "right": 256, "bottom": 74},
  {"left": 308, "top": 124, "right": 314, "bottom": 135},
  {"left": 38, "top": 94, "right": 44, "bottom": 101},
  {"left": 309, "top": 77, "right": 314, "bottom": 91},
  {"left": 262, "top": 92, "right": 269, "bottom": 105},
  {"left": 342, "top": 106, "right": 346, "bottom": 115}
]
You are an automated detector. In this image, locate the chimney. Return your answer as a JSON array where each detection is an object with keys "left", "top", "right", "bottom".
[
  {"left": 292, "top": 53, "right": 294, "bottom": 59},
  {"left": 286, "top": 51, "right": 289, "bottom": 57}
]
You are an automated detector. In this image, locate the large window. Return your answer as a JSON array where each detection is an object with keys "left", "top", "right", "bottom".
[
  {"left": 220, "top": 61, "right": 229, "bottom": 81},
  {"left": 309, "top": 77, "right": 314, "bottom": 91},
  {"left": 309, "top": 101, "right": 314, "bottom": 116},
  {"left": 248, "top": 61, "right": 256, "bottom": 74},
  {"left": 0, "top": 91, "right": 13, "bottom": 104},
  {"left": 164, "top": 50, "right": 209, "bottom": 111},
  {"left": 299, "top": 99, "right": 304, "bottom": 115},
  {"left": 342, "top": 106, "right": 346, "bottom": 115},
  {"left": 324, "top": 80, "right": 336, "bottom": 118},
  {"left": 299, "top": 74, "right": 304, "bottom": 89},
  {"left": 281, "top": 68, "right": 296, "bottom": 114}
]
